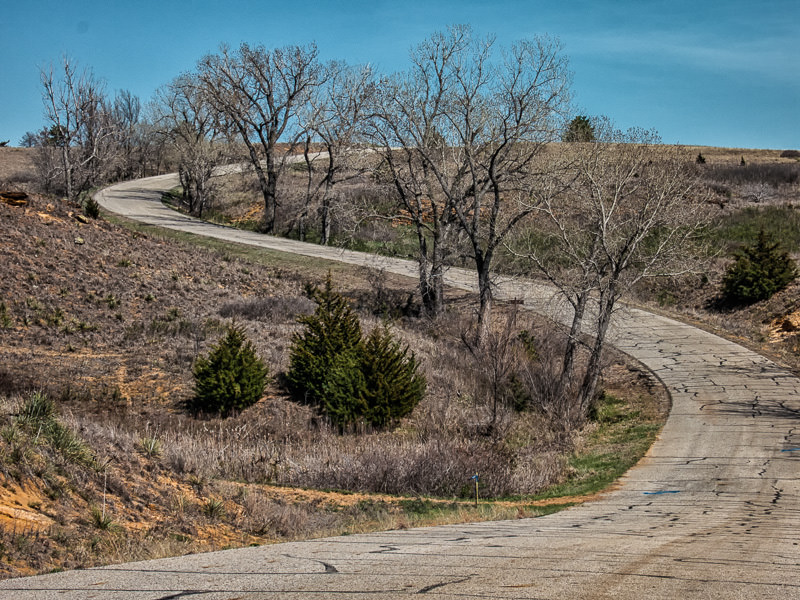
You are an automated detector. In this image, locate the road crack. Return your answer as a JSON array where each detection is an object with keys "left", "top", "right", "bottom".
[{"left": 417, "top": 575, "right": 474, "bottom": 594}]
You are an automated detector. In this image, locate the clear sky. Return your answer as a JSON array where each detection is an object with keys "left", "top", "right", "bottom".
[{"left": 1, "top": 0, "right": 798, "bottom": 149}]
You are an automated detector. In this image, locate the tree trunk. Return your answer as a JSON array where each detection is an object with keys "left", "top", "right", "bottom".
[
  {"left": 557, "top": 291, "right": 589, "bottom": 402},
  {"left": 320, "top": 172, "right": 334, "bottom": 245},
  {"left": 320, "top": 194, "right": 332, "bottom": 245},
  {"left": 298, "top": 140, "right": 314, "bottom": 241},
  {"left": 416, "top": 231, "right": 445, "bottom": 317},
  {"left": 475, "top": 257, "right": 493, "bottom": 347},
  {"left": 577, "top": 294, "right": 616, "bottom": 416},
  {"left": 243, "top": 141, "right": 274, "bottom": 234},
  {"left": 429, "top": 260, "right": 444, "bottom": 317},
  {"left": 417, "top": 237, "right": 436, "bottom": 316},
  {"left": 262, "top": 146, "right": 280, "bottom": 233},
  {"left": 196, "top": 173, "right": 207, "bottom": 218}
]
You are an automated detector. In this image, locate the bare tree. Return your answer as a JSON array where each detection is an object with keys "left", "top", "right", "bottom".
[
  {"left": 196, "top": 43, "right": 321, "bottom": 232},
  {"left": 134, "top": 111, "right": 171, "bottom": 177},
  {"left": 447, "top": 33, "right": 571, "bottom": 344},
  {"left": 369, "top": 26, "right": 472, "bottom": 317},
  {"left": 19, "top": 131, "right": 38, "bottom": 148},
  {"left": 111, "top": 89, "right": 142, "bottom": 180},
  {"left": 370, "top": 26, "right": 571, "bottom": 334},
  {"left": 40, "top": 57, "right": 116, "bottom": 200},
  {"left": 297, "top": 61, "right": 376, "bottom": 244},
  {"left": 22, "top": 127, "right": 61, "bottom": 193},
  {"left": 154, "top": 74, "right": 227, "bottom": 217},
  {"left": 519, "top": 125, "right": 711, "bottom": 418}
]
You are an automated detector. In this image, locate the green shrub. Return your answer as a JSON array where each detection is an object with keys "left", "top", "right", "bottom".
[
  {"left": 722, "top": 229, "right": 797, "bottom": 305},
  {"left": 321, "top": 352, "right": 369, "bottom": 427},
  {"left": 562, "top": 115, "right": 595, "bottom": 142},
  {"left": 287, "top": 275, "right": 425, "bottom": 429},
  {"left": 83, "top": 196, "right": 101, "bottom": 219},
  {"left": 358, "top": 325, "right": 425, "bottom": 428},
  {"left": 286, "top": 274, "right": 362, "bottom": 407},
  {"left": 191, "top": 326, "right": 268, "bottom": 417}
]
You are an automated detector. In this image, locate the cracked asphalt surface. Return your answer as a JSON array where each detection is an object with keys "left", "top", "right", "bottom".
[{"left": 2, "top": 173, "right": 798, "bottom": 598}]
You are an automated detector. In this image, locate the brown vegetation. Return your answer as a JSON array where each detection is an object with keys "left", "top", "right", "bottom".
[
  {"left": 0, "top": 154, "right": 666, "bottom": 578},
  {"left": 632, "top": 148, "right": 800, "bottom": 372}
]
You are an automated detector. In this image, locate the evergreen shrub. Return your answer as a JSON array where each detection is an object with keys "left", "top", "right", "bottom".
[
  {"left": 286, "top": 275, "right": 362, "bottom": 407},
  {"left": 192, "top": 326, "right": 268, "bottom": 416},
  {"left": 722, "top": 229, "right": 797, "bottom": 305},
  {"left": 287, "top": 275, "right": 425, "bottom": 429},
  {"left": 563, "top": 115, "right": 595, "bottom": 142}
]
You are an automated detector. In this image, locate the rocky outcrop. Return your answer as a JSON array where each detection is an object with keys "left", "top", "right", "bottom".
[{"left": 0, "top": 190, "right": 28, "bottom": 206}]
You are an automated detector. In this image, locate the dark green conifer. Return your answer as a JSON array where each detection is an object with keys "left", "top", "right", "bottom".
[
  {"left": 287, "top": 273, "right": 362, "bottom": 406},
  {"left": 563, "top": 115, "right": 595, "bottom": 142},
  {"left": 722, "top": 229, "right": 797, "bottom": 305},
  {"left": 192, "top": 326, "right": 268, "bottom": 417},
  {"left": 359, "top": 325, "right": 425, "bottom": 428},
  {"left": 321, "top": 352, "right": 369, "bottom": 428},
  {"left": 287, "top": 275, "right": 426, "bottom": 429}
]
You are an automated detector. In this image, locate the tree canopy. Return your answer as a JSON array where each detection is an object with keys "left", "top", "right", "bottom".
[{"left": 563, "top": 115, "right": 595, "bottom": 142}]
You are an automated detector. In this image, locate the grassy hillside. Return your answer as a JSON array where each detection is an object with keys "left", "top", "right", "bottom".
[{"left": 0, "top": 151, "right": 668, "bottom": 578}]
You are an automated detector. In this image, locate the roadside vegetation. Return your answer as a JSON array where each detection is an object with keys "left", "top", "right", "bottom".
[
  {"left": 0, "top": 155, "right": 669, "bottom": 577},
  {"left": 5, "top": 138, "right": 797, "bottom": 578},
  {"left": 2, "top": 21, "right": 798, "bottom": 580},
  {"left": 632, "top": 148, "right": 800, "bottom": 367}
]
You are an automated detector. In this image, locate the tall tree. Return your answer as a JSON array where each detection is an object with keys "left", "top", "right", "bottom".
[
  {"left": 154, "top": 74, "right": 227, "bottom": 217},
  {"left": 298, "top": 61, "right": 376, "bottom": 244},
  {"left": 369, "top": 26, "right": 485, "bottom": 317},
  {"left": 110, "top": 89, "right": 143, "bottom": 180},
  {"left": 371, "top": 26, "right": 571, "bottom": 338},
  {"left": 196, "top": 43, "right": 321, "bottom": 232},
  {"left": 40, "top": 57, "right": 116, "bottom": 200},
  {"left": 520, "top": 124, "right": 710, "bottom": 418},
  {"left": 448, "top": 33, "right": 571, "bottom": 344}
]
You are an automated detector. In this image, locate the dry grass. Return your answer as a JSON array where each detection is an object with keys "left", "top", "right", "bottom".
[
  {"left": 682, "top": 145, "right": 799, "bottom": 164},
  {"left": 0, "top": 147, "right": 35, "bottom": 186},
  {"left": 0, "top": 150, "right": 668, "bottom": 579}
]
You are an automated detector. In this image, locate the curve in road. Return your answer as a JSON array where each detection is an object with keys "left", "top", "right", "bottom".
[{"left": 1, "top": 174, "right": 798, "bottom": 599}]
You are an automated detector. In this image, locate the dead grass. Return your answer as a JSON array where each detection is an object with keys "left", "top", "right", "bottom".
[
  {"left": 682, "top": 145, "right": 799, "bottom": 164},
  {"left": 0, "top": 153, "right": 667, "bottom": 579},
  {"left": 0, "top": 147, "right": 35, "bottom": 187}
]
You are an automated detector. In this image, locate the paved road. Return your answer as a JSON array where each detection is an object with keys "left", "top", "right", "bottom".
[{"left": 2, "top": 174, "right": 798, "bottom": 598}]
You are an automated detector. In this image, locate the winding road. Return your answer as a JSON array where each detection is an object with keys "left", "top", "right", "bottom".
[{"left": 1, "top": 173, "right": 798, "bottom": 598}]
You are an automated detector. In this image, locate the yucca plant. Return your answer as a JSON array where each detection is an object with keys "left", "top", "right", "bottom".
[
  {"left": 202, "top": 498, "right": 226, "bottom": 520},
  {"left": 139, "top": 435, "right": 161, "bottom": 458}
]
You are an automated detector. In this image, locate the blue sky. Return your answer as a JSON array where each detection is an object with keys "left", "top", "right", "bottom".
[{"left": 1, "top": 0, "right": 798, "bottom": 149}]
